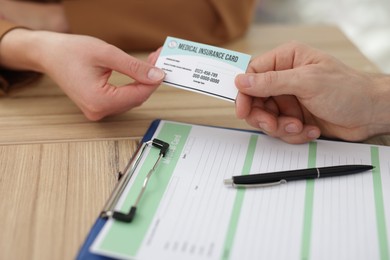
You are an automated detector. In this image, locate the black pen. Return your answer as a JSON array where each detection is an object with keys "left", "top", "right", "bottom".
[{"left": 224, "top": 164, "right": 374, "bottom": 188}]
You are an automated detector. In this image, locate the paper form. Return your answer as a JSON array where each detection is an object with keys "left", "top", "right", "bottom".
[{"left": 91, "top": 121, "right": 390, "bottom": 260}]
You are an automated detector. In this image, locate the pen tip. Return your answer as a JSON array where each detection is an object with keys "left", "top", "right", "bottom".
[{"left": 224, "top": 179, "right": 233, "bottom": 185}]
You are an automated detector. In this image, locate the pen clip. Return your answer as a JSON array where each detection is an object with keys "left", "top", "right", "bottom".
[{"left": 226, "top": 179, "right": 287, "bottom": 188}]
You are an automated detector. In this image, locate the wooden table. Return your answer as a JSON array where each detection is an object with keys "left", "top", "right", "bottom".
[{"left": 0, "top": 25, "right": 387, "bottom": 260}]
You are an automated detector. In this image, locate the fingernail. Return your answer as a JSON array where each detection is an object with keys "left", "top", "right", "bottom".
[
  {"left": 307, "top": 129, "right": 320, "bottom": 139},
  {"left": 237, "top": 75, "right": 253, "bottom": 88},
  {"left": 259, "top": 122, "right": 271, "bottom": 132},
  {"left": 148, "top": 68, "right": 165, "bottom": 81},
  {"left": 285, "top": 123, "right": 299, "bottom": 133}
]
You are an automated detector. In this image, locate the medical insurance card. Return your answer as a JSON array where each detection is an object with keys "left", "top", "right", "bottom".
[{"left": 155, "top": 37, "right": 251, "bottom": 102}]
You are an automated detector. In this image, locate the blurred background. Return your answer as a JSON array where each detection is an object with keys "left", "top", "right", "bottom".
[{"left": 254, "top": 0, "right": 390, "bottom": 73}]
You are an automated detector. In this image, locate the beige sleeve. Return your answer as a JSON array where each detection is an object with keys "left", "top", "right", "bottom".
[{"left": 62, "top": 0, "right": 256, "bottom": 51}]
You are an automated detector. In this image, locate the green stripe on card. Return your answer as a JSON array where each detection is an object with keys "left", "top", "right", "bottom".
[
  {"left": 371, "top": 146, "right": 389, "bottom": 260},
  {"left": 300, "top": 142, "right": 317, "bottom": 260},
  {"left": 221, "top": 134, "right": 258, "bottom": 260}
]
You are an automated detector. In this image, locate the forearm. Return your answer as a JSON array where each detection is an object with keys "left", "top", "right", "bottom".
[
  {"left": 0, "top": 28, "right": 45, "bottom": 72},
  {"left": 0, "top": 21, "right": 45, "bottom": 95}
]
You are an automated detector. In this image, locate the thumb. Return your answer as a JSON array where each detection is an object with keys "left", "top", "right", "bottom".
[{"left": 235, "top": 70, "right": 303, "bottom": 98}]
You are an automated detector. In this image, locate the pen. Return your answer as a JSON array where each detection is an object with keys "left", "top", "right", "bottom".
[{"left": 223, "top": 164, "right": 374, "bottom": 188}]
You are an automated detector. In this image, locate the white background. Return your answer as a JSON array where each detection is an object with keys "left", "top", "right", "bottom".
[{"left": 255, "top": 0, "right": 390, "bottom": 73}]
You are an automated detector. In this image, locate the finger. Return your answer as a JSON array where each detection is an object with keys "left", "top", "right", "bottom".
[
  {"left": 271, "top": 116, "right": 320, "bottom": 144},
  {"left": 273, "top": 95, "right": 303, "bottom": 120},
  {"left": 244, "top": 106, "right": 278, "bottom": 133},
  {"left": 235, "top": 92, "right": 253, "bottom": 119},
  {"left": 235, "top": 69, "right": 305, "bottom": 98},
  {"left": 147, "top": 47, "right": 162, "bottom": 65},
  {"left": 279, "top": 125, "right": 321, "bottom": 144},
  {"left": 263, "top": 97, "right": 280, "bottom": 116},
  {"left": 253, "top": 114, "right": 320, "bottom": 144},
  {"left": 242, "top": 106, "right": 320, "bottom": 144},
  {"left": 99, "top": 46, "right": 165, "bottom": 84},
  {"left": 268, "top": 116, "right": 304, "bottom": 137}
]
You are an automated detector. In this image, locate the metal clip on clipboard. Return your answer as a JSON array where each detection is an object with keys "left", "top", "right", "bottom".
[{"left": 101, "top": 138, "right": 169, "bottom": 223}]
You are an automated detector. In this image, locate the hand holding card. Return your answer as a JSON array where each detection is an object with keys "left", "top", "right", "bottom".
[{"left": 155, "top": 37, "right": 251, "bottom": 102}]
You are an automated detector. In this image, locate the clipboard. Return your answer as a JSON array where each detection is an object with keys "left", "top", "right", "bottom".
[
  {"left": 76, "top": 119, "right": 390, "bottom": 260},
  {"left": 77, "top": 119, "right": 165, "bottom": 260},
  {"left": 76, "top": 119, "right": 259, "bottom": 259}
]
